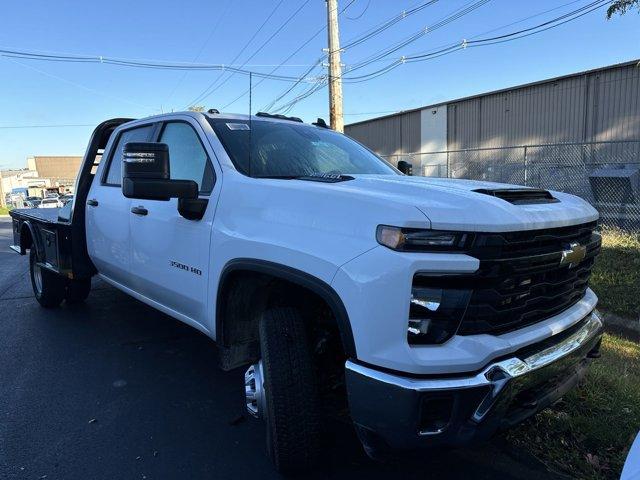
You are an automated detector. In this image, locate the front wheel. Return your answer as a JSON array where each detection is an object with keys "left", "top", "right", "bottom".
[
  {"left": 29, "top": 248, "right": 66, "bottom": 308},
  {"left": 247, "top": 307, "right": 322, "bottom": 473}
]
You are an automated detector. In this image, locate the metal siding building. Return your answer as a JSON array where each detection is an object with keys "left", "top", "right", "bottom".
[
  {"left": 347, "top": 109, "right": 421, "bottom": 156},
  {"left": 345, "top": 60, "right": 640, "bottom": 165}
]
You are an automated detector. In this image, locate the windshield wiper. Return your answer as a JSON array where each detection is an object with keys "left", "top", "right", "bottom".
[
  {"left": 253, "top": 175, "right": 301, "bottom": 179},
  {"left": 297, "top": 173, "right": 354, "bottom": 183},
  {"left": 254, "top": 173, "right": 354, "bottom": 183}
]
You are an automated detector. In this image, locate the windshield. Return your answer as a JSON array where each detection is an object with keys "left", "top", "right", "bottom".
[{"left": 208, "top": 118, "right": 398, "bottom": 178}]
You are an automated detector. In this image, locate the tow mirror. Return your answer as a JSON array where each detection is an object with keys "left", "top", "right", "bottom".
[
  {"left": 397, "top": 160, "right": 413, "bottom": 176},
  {"left": 122, "top": 142, "right": 198, "bottom": 201}
]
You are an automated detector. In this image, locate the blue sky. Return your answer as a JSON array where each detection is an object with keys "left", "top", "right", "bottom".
[{"left": 0, "top": 0, "right": 638, "bottom": 168}]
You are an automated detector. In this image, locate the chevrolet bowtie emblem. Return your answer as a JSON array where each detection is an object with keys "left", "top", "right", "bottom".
[{"left": 560, "top": 242, "right": 586, "bottom": 268}]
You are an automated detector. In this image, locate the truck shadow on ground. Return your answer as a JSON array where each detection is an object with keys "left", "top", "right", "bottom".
[{"left": 0, "top": 274, "right": 559, "bottom": 480}]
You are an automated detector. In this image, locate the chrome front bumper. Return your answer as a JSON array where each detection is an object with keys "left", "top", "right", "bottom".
[{"left": 345, "top": 310, "right": 603, "bottom": 450}]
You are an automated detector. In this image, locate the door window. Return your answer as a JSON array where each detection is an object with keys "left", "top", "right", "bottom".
[
  {"left": 160, "top": 122, "right": 213, "bottom": 193},
  {"left": 103, "top": 125, "right": 154, "bottom": 186}
]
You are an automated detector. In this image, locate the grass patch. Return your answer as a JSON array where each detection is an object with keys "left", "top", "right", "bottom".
[
  {"left": 507, "top": 333, "right": 640, "bottom": 479},
  {"left": 507, "top": 229, "right": 640, "bottom": 478},
  {"left": 591, "top": 228, "right": 640, "bottom": 319}
]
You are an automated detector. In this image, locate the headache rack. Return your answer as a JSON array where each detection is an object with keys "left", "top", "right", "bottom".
[{"left": 414, "top": 221, "right": 601, "bottom": 336}]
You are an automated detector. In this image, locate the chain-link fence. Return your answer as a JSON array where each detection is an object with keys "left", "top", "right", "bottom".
[{"left": 383, "top": 140, "right": 640, "bottom": 230}]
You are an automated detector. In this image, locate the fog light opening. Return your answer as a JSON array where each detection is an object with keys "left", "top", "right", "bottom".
[
  {"left": 408, "top": 318, "right": 431, "bottom": 336},
  {"left": 407, "top": 285, "right": 471, "bottom": 345},
  {"left": 418, "top": 395, "right": 454, "bottom": 436}
]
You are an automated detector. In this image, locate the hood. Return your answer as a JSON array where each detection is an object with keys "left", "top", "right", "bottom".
[{"left": 327, "top": 175, "right": 598, "bottom": 232}]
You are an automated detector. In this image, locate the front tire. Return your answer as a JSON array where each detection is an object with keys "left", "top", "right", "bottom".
[
  {"left": 29, "top": 248, "right": 66, "bottom": 308},
  {"left": 258, "top": 307, "right": 321, "bottom": 473}
]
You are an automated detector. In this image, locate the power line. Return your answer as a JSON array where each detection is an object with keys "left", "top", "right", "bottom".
[
  {"left": 259, "top": 59, "right": 324, "bottom": 112},
  {"left": 346, "top": 0, "right": 609, "bottom": 80},
  {"left": 0, "top": 46, "right": 319, "bottom": 81},
  {"left": 164, "top": 0, "right": 233, "bottom": 104},
  {"left": 0, "top": 124, "right": 94, "bottom": 129},
  {"left": 228, "top": 0, "right": 358, "bottom": 112},
  {"left": 341, "top": 0, "right": 439, "bottom": 52},
  {"left": 341, "top": 0, "right": 587, "bottom": 66},
  {"left": 262, "top": 0, "right": 437, "bottom": 112},
  {"left": 345, "top": 0, "right": 371, "bottom": 20},
  {"left": 3, "top": 57, "right": 155, "bottom": 110},
  {"left": 466, "top": 0, "right": 586, "bottom": 40},
  {"left": 227, "top": 0, "right": 359, "bottom": 111},
  {"left": 346, "top": 0, "right": 491, "bottom": 74},
  {"left": 184, "top": 0, "right": 286, "bottom": 107},
  {"left": 0, "top": 0, "right": 612, "bottom": 118},
  {"left": 273, "top": 0, "right": 610, "bottom": 112},
  {"left": 271, "top": 78, "right": 324, "bottom": 113},
  {"left": 270, "top": 0, "right": 484, "bottom": 110},
  {"left": 405, "top": 0, "right": 608, "bottom": 62},
  {"left": 272, "top": 77, "right": 328, "bottom": 114},
  {"left": 185, "top": 0, "right": 312, "bottom": 109},
  {"left": 397, "top": 0, "right": 588, "bottom": 61},
  {"left": 466, "top": 0, "right": 608, "bottom": 46},
  {"left": 7, "top": 69, "right": 634, "bottom": 131}
]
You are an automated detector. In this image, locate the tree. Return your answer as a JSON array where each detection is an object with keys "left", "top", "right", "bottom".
[
  {"left": 606, "top": 0, "right": 640, "bottom": 18},
  {"left": 188, "top": 105, "right": 205, "bottom": 112}
]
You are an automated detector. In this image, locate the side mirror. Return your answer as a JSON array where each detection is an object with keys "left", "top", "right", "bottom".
[
  {"left": 122, "top": 142, "right": 198, "bottom": 201},
  {"left": 397, "top": 160, "right": 413, "bottom": 176}
]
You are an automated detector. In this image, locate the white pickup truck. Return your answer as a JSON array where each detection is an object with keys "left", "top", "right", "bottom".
[{"left": 9, "top": 111, "right": 604, "bottom": 473}]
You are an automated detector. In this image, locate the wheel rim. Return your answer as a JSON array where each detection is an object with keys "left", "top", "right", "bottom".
[
  {"left": 33, "top": 262, "right": 43, "bottom": 293},
  {"left": 245, "top": 360, "right": 265, "bottom": 418}
]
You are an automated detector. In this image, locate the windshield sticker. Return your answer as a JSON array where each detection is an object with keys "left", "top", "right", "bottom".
[{"left": 226, "top": 123, "right": 250, "bottom": 131}]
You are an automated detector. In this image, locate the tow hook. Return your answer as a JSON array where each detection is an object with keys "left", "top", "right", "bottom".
[{"left": 587, "top": 339, "right": 602, "bottom": 359}]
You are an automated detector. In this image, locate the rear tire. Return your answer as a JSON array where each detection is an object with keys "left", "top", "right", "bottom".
[
  {"left": 65, "top": 278, "right": 91, "bottom": 304},
  {"left": 259, "top": 307, "right": 321, "bottom": 473},
  {"left": 29, "top": 248, "right": 66, "bottom": 308}
]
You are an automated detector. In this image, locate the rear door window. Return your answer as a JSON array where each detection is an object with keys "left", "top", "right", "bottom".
[{"left": 103, "top": 125, "right": 154, "bottom": 186}]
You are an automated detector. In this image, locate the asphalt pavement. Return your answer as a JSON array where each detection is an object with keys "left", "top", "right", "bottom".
[{"left": 0, "top": 216, "right": 560, "bottom": 480}]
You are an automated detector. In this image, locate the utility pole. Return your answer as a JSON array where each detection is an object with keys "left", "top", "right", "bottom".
[{"left": 326, "top": 0, "right": 344, "bottom": 132}]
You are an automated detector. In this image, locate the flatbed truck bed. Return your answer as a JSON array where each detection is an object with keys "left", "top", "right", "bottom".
[
  {"left": 10, "top": 206, "right": 78, "bottom": 279},
  {"left": 9, "top": 118, "right": 133, "bottom": 280},
  {"left": 10, "top": 207, "right": 63, "bottom": 224}
]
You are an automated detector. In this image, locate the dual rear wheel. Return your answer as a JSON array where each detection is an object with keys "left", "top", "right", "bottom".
[{"left": 29, "top": 248, "right": 91, "bottom": 308}]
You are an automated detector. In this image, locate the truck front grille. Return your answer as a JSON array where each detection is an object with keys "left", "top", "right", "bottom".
[{"left": 414, "top": 221, "right": 601, "bottom": 336}]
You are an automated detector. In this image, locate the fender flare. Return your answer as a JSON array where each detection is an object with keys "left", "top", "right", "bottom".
[
  {"left": 19, "top": 221, "right": 42, "bottom": 257},
  {"left": 217, "top": 258, "right": 357, "bottom": 358}
]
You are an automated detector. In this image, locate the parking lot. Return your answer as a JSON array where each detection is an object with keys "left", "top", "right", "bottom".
[{"left": 0, "top": 216, "right": 561, "bottom": 479}]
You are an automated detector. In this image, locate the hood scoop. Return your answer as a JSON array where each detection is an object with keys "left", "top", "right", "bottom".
[{"left": 473, "top": 188, "right": 559, "bottom": 205}]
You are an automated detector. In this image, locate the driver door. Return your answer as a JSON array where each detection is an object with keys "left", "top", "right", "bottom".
[{"left": 129, "top": 119, "right": 216, "bottom": 330}]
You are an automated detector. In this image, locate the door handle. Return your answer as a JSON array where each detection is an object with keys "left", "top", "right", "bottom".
[
  {"left": 87, "top": 199, "right": 99, "bottom": 207},
  {"left": 131, "top": 206, "right": 148, "bottom": 216}
]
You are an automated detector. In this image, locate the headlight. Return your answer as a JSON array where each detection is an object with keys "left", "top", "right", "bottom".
[
  {"left": 376, "top": 225, "right": 469, "bottom": 252},
  {"left": 408, "top": 286, "right": 471, "bottom": 344}
]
